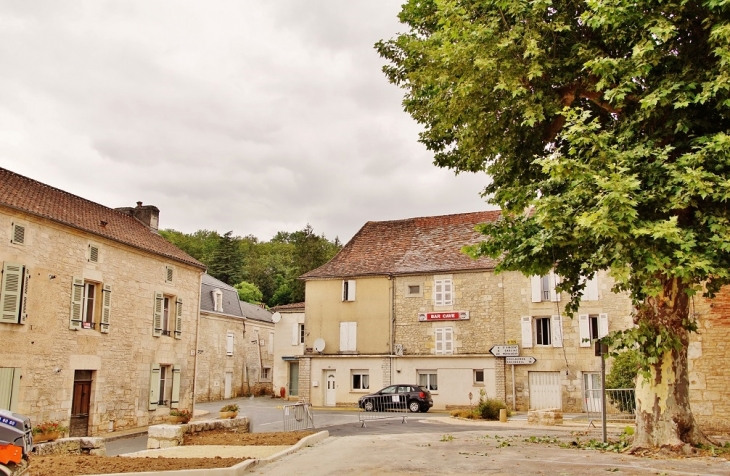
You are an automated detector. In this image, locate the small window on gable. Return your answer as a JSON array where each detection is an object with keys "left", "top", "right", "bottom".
[
  {"left": 474, "top": 370, "right": 485, "bottom": 385},
  {"left": 212, "top": 289, "right": 223, "bottom": 312},
  {"left": 11, "top": 224, "right": 25, "bottom": 245},
  {"left": 405, "top": 283, "right": 422, "bottom": 297},
  {"left": 88, "top": 244, "right": 100, "bottom": 263},
  {"left": 342, "top": 280, "right": 356, "bottom": 302},
  {"left": 165, "top": 266, "right": 174, "bottom": 284}
]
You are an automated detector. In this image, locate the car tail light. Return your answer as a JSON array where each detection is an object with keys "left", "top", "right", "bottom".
[{"left": 419, "top": 391, "right": 425, "bottom": 398}]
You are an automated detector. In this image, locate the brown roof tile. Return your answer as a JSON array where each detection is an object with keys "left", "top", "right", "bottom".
[
  {"left": 301, "top": 211, "right": 501, "bottom": 279},
  {"left": 0, "top": 167, "right": 205, "bottom": 269}
]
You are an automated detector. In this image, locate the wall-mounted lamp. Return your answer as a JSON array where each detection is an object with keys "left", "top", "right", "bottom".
[{"left": 48, "top": 274, "right": 56, "bottom": 279}]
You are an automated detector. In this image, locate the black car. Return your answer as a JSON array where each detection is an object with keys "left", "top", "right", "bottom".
[{"left": 358, "top": 384, "right": 433, "bottom": 413}]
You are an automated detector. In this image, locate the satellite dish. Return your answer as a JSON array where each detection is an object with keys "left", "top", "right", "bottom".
[
  {"left": 313, "top": 338, "right": 325, "bottom": 353},
  {"left": 271, "top": 312, "right": 281, "bottom": 323}
]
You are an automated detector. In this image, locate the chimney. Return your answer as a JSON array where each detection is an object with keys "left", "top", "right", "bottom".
[{"left": 116, "top": 201, "right": 160, "bottom": 231}]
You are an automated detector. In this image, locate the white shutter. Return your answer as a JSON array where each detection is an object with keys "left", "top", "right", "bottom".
[
  {"left": 153, "top": 292, "right": 163, "bottom": 337},
  {"left": 340, "top": 322, "right": 348, "bottom": 351},
  {"left": 435, "top": 327, "right": 444, "bottom": 354},
  {"left": 348, "top": 322, "right": 357, "bottom": 351},
  {"left": 69, "top": 276, "right": 84, "bottom": 330},
  {"left": 551, "top": 315, "right": 563, "bottom": 348},
  {"left": 530, "top": 276, "right": 542, "bottom": 302},
  {"left": 583, "top": 275, "right": 599, "bottom": 301},
  {"left": 347, "top": 280, "right": 356, "bottom": 301},
  {"left": 443, "top": 279, "right": 453, "bottom": 305},
  {"left": 174, "top": 298, "right": 183, "bottom": 339},
  {"left": 292, "top": 322, "right": 299, "bottom": 346},
  {"left": 149, "top": 364, "right": 161, "bottom": 410},
  {"left": 434, "top": 280, "right": 443, "bottom": 305},
  {"left": 579, "top": 314, "right": 590, "bottom": 347},
  {"left": 170, "top": 364, "right": 181, "bottom": 409},
  {"left": 100, "top": 284, "right": 112, "bottom": 334},
  {"left": 269, "top": 331, "right": 274, "bottom": 353},
  {"left": 521, "top": 316, "right": 533, "bottom": 348},
  {"left": 226, "top": 333, "right": 234, "bottom": 356},
  {"left": 444, "top": 327, "right": 453, "bottom": 354},
  {"left": 341, "top": 280, "right": 347, "bottom": 301},
  {"left": 550, "top": 272, "right": 561, "bottom": 302},
  {"left": 598, "top": 313, "right": 609, "bottom": 338},
  {"left": 0, "top": 263, "right": 23, "bottom": 323}
]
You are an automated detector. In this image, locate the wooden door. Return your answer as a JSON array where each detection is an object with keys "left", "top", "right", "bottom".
[{"left": 70, "top": 371, "right": 92, "bottom": 437}]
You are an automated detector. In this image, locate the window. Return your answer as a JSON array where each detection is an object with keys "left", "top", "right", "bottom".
[
  {"left": 339, "top": 322, "right": 357, "bottom": 352},
  {"left": 10, "top": 223, "right": 25, "bottom": 245},
  {"left": 0, "top": 367, "right": 20, "bottom": 410},
  {"left": 531, "top": 272, "right": 561, "bottom": 302},
  {"left": 226, "top": 332, "right": 234, "bottom": 356},
  {"left": 579, "top": 314, "right": 608, "bottom": 347},
  {"left": 0, "top": 262, "right": 29, "bottom": 325},
  {"left": 88, "top": 244, "right": 99, "bottom": 263},
  {"left": 352, "top": 370, "right": 369, "bottom": 390},
  {"left": 165, "top": 265, "right": 174, "bottom": 284},
  {"left": 342, "top": 280, "right": 356, "bottom": 301},
  {"left": 292, "top": 322, "right": 305, "bottom": 346},
  {"left": 521, "top": 315, "right": 563, "bottom": 348},
  {"left": 262, "top": 367, "right": 271, "bottom": 380},
  {"left": 405, "top": 283, "right": 422, "bottom": 297},
  {"left": 69, "top": 277, "right": 111, "bottom": 333},
  {"left": 580, "top": 275, "right": 599, "bottom": 301},
  {"left": 418, "top": 371, "right": 438, "bottom": 391},
  {"left": 212, "top": 289, "right": 223, "bottom": 312},
  {"left": 434, "top": 279, "right": 453, "bottom": 306},
  {"left": 541, "top": 275, "right": 551, "bottom": 301},
  {"left": 434, "top": 327, "right": 453, "bottom": 354},
  {"left": 148, "top": 363, "right": 181, "bottom": 410},
  {"left": 299, "top": 324, "right": 305, "bottom": 344},
  {"left": 535, "top": 317, "right": 551, "bottom": 346},
  {"left": 153, "top": 292, "right": 182, "bottom": 338},
  {"left": 474, "top": 370, "right": 485, "bottom": 385}
]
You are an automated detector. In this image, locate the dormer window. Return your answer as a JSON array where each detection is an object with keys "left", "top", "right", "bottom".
[{"left": 212, "top": 289, "right": 223, "bottom": 312}]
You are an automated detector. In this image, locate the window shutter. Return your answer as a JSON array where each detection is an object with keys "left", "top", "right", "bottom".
[
  {"left": 165, "top": 266, "right": 174, "bottom": 283},
  {"left": 348, "top": 322, "right": 357, "bottom": 351},
  {"left": 10, "top": 224, "right": 25, "bottom": 245},
  {"left": 148, "top": 364, "right": 161, "bottom": 410},
  {"left": 0, "top": 263, "right": 23, "bottom": 324},
  {"left": 170, "top": 364, "right": 181, "bottom": 409},
  {"left": 153, "top": 292, "right": 163, "bottom": 337},
  {"left": 341, "top": 280, "right": 347, "bottom": 301},
  {"left": 340, "top": 322, "right": 348, "bottom": 351},
  {"left": 583, "top": 275, "right": 599, "bottom": 301},
  {"left": 530, "top": 276, "right": 542, "bottom": 302},
  {"left": 435, "top": 327, "right": 444, "bottom": 354},
  {"left": 269, "top": 331, "right": 274, "bottom": 353},
  {"left": 444, "top": 327, "right": 453, "bottom": 354},
  {"left": 19, "top": 267, "right": 29, "bottom": 324},
  {"left": 443, "top": 279, "right": 453, "bottom": 305},
  {"left": 100, "top": 284, "right": 112, "bottom": 334},
  {"left": 88, "top": 245, "right": 99, "bottom": 263},
  {"left": 292, "top": 322, "right": 299, "bottom": 346},
  {"left": 226, "top": 333, "right": 234, "bottom": 356},
  {"left": 549, "top": 272, "right": 561, "bottom": 302},
  {"left": 69, "top": 276, "right": 84, "bottom": 330},
  {"left": 552, "top": 315, "right": 563, "bottom": 348},
  {"left": 347, "top": 280, "right": 356, "bottom": 301},
  {"left": 434, "top": 280, "right": 443, "bottom": 305},
  {"left": 578, "top": 314, "right": 590, "bottom": 347},
  {"left": 598, "top": 313, "right": 609, "bottom": 338},
  {"left": 174, "top": 298, "right": 183, "bottom": 339},
  {"left": 521, "top": 316, "right": 533, "bottom": 348}
]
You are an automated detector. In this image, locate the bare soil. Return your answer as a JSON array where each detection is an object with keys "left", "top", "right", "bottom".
[{"left": 28, "top": 430, "right": 314, "bottom": 476}]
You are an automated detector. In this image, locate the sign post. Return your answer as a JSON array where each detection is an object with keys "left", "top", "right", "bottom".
[
  {"left": 489, "top": 345, "right": 519, "bottom": 357},
  {"left": 505, "top": 356, "right": 536, "bottom": 365}
]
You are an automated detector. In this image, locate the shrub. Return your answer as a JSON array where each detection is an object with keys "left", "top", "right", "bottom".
[
  {"left": 450, "top": 409, "right": 478, "bottom": 419},
  {"left": 606, "top": 349, "right": 639, "bottom": 414},
  {"left": 169, "top": 409, "right": 192, "bottom": 421},
  {"left": 220, "top": 404, "right": 239, "bottom": 412},
  {"left": 477, "top": 398, "right": 510, "bottom": 420},
  {"left": 32, "top": 421, "right": 68, "bottom": 435}
]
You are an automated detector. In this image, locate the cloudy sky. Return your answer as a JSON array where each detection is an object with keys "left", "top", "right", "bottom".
[{"left": 0, "top": 1, "right": 491, "bottom": 243}]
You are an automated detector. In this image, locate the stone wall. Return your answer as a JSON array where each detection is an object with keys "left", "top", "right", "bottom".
[
  {"left": 147, "top": 416, "right": 250, "bottom": 449},
  {"left": 32, "top": 437, "right": 106, "bottom": 456},
  {"left": 195, "top": 313, "right": 246, "bottom": 402},
  {"left": 0, "top": 209, "right": 203, "bottom": 435}
]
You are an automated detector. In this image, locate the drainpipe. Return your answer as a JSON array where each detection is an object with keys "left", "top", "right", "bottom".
[
  {"left": 192, "top": 271, "right": 203, "bottom": 415},
  {"left": 389, "top": 274, "right": 395, "bottom": 384}
]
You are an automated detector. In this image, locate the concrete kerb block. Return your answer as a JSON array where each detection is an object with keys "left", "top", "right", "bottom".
[
  {"left": 147, "top": 424, "right": 186, "bottom": 449},
  {"left": 527, "top": 409, "right": 564, "bottom": 426}
]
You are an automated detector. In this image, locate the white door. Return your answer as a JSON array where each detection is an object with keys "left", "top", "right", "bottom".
[
  {"left": 583, "top": 372, "right": 602, "bottom": 413},
  {"left": 224, "top": 372, "right": 233, "bottom": 399},
  {"left": 325, "top": 372, "right": 336, "bottom": 407},
  {"left": 528, "top": 371, "right": 561, "bottom": 410}
]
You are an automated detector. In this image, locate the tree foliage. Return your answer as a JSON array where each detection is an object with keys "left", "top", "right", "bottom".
[
  {"left": 377, "top": 0, "right": 730, "bottom": 447},
  {"left": 234, "top": 281, "right": 264, "bottom": 304}
]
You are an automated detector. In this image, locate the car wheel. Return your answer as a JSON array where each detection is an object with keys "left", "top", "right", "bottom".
[
  {"left": 408, "top": 400, "right": 420, "bottom": 413},
  {"left": 363, "top": 400, "right": 375, "bottom": 412},
  {"left": 419, "top": 406, "right": 429, "bottom": 413}
]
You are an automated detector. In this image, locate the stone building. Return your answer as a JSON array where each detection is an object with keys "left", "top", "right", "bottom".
[
  {"left": 0, "top": 167, "right": 205, "bottom": 436},
  {"left": 239, "top": 301, "right": 275, "bottom": 396},
  {"left": 298, "top": 211, "right": 634, "bottom": 411},
  {"left": 271, "top": 302, "right": 305, "bottom": 399}
]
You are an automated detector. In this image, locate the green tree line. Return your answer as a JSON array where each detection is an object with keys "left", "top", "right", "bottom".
[{"left": 160, "top": 225, "right": 341, "bottom": 307}]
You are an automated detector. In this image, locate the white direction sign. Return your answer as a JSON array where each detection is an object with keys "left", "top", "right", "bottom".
[
  {"left": 489, "top": 345, "right": 519, "bottom": 357},
  {"left": 506, "top": 356, "right": 536, "bottom": 365}
]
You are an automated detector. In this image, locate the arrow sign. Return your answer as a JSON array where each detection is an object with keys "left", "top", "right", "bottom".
[
  {"left": 489, "top": 345, "right": 519, "bottom": 357},
  {"left": 506, "top": 356, "right": 536, "bottom": 365}
]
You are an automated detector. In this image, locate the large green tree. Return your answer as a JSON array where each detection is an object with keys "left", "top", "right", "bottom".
[{"left": 377, "top": 0, "right": 730, "bottom": 448}]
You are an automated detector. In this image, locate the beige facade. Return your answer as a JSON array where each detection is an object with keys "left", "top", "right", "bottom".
[{"left": 0, "top": 207, "right": 203, "bottom": 435}]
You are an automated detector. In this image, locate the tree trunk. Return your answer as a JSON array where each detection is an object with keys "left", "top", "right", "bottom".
[{"left": 632, "top": 278, "right": 713, "bottom": 449}]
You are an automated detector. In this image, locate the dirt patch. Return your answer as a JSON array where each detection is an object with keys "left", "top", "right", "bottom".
[{"left": 28, "top": 431, "right": 315, "bottom": 476}]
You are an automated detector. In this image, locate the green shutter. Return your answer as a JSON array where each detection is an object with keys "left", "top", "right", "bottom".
[
  {"left": 0, "top": 263, "right": 23, "bottom": 324},
  {"left": 149, "top": 364, "right": 160, "bottom": 410},
  {"left": 174, "top": 298, "right": 183, "bottom": 339},
  {"left": 69, "top": 276, "right": 84, "bottom": 330},
  {"left": 170, "top": 364, "right": 181, "bottom": 409},
  {"left": 100, "top": 284, "right": 112, "bottom": 334},
  {"left": 19, "top": 267, "right": 29, "bottom": 324},
  {"left": 153, "top": 292, "right": 163, "bottom": 337}
]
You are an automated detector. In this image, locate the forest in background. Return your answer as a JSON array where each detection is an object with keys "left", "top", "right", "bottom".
[{"left": 160, "top": 225, "right": 342, "bottom": 307}]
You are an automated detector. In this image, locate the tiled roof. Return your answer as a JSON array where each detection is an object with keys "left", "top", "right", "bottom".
[
  {"left": 301, "top": 211, "right": 501, "bottom": 279},
  {"left": 240, "top": 301, "right": 274, "bottom": 323},
  {"left": 271, "top": 302, "right": 305, "bottom": 312},
  {"left": 0, "top": 167, "right": 204, "bottom": 269},
  {"left": 201, "top": 274, "right": 244, "bottom": 317}
]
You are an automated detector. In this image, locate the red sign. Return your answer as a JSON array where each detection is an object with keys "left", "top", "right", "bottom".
[{"left": 418, "top": 311, "right": 469, "bottom": 321}]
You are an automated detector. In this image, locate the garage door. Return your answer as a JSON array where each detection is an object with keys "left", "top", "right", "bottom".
[{"left": 528, "top": 371, "right": 561, "bottom": 410}]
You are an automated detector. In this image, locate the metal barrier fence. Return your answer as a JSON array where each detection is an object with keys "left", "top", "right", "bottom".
[
  {"left": 283, "top": 401, "right": 315, "bottom": 432},
  {"left": 358, "top": 394, "right": 409, "bottom": 427},
  {"left": 585, "top": 388, "right": 636, "bottom": 425}
]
